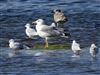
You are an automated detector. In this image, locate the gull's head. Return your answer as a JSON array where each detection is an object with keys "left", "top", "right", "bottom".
[
  {"left": 53, "top": 9, "right": 62, "bottom": 13},
  {"left": 9, "top": 39, "right": 14, "bottom": 43},
  {"left": 25, "top": 23, "right": 30, "bottom": 28},
  {"left": 91, "top": 43, "right": 96, "bottom": 48},
  {"left": 32, "top": 19, "right": 44, "bottom": 25},
  {"left": 72, "top": 40, "right": 76, "bottom": 43}
]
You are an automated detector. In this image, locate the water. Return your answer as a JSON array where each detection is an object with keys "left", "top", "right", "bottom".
[
  {"left": 0, "top": 47, "right": 100, "bottom": 75},
  {"left": 0, "top": 0, "right": 100, "bottom": 47},
  {"left": 0, "top": 0, "right": 100, "bottom": 75}
]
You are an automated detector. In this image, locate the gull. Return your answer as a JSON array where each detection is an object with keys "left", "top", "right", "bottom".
[
  {"left": 71, "top": 40, "right": 81, "bottom": 57},
  {"left": 25, "top": 23, "right": 38, "bottom": 39},
  {"left": 53, "top": 9, "right": 68, "bottom": 28},
  {"left": 90, "top": 44, "right": 99, "bottom": 58},
  {"left": 9, "top": 39, "right": 30, "bottom": 50},
  {"left": 32, "top": 19, "right": 68, "bottom": 48}
]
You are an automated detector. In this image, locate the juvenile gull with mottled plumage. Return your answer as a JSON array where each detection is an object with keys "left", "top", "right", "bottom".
[{"left": 53, "top": 9, "right": 68, "bottom": 28}]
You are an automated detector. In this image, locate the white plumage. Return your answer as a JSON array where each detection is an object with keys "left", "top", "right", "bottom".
[
  {"left": 25, "top": 23, "right": 38, "bottom": 39},
  {"left": 9, "top": 39, "right": 23, "bottom": 50},
  {"left": 33, "top": 19, "right": 66, "bottom": 48},
  {"left": 34, "top": 19, "right": 65, "bottom": 37},
  {"left": 9, "top": 39, "right": 30, "bottom": 50},
  {"left": 71, "top": 40, "right": 81, "bottom": 56},
  {"left": 90, "top": 44, "right": 98, "bottom": 57}
]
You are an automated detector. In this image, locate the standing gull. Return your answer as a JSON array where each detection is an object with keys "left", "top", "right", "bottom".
[
  {"left": 53, "top": 9, "right": 68, "bottom": 28},
  {"left": 71, "top": 40, "right": 81, "bottom": 57},
  {"left": 32, "top": 19, "right": 68, "bottom": 48},
  {"left": 90, "top": 44, "right": 99, "bottom": 58},
  {"left": 25, "top": 23, "right": 38, "bottom": 39}
]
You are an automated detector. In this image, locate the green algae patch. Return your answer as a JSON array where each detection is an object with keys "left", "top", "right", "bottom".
[{"left": 33, "top": 44, "right": 70, "bottom": 50}]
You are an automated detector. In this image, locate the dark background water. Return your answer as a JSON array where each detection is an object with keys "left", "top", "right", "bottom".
[
  {"left": 0, "top": 0, "right": 100, "bottom": 75},
  {"left": 0, "top": 0, "right": 100, "bottom": 47}
]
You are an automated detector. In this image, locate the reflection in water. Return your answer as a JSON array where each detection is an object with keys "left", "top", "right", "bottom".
[
  {"left": 8, "top": 52, "right": 15, "bottom": 58},
  {"left": 71, "top": 55, "right": 80, "bottom": 61}
]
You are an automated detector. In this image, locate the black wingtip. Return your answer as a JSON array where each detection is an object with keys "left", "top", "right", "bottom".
[{"left": 64, "top": 32, "right": 71, "bottom": 37}]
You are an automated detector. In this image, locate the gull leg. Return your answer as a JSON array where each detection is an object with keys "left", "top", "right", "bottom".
[
  {"left": 57, "top": 22, "right": 64, "bottom": 28},
  {"left": 60, "top": 23, "right": 64, "bottom": 28},
  {"left": 44, "top": 38, "right": 48, "bottom": 48},
  {"left": 57, "top": 23, "right": 59, "bottom": 27}
]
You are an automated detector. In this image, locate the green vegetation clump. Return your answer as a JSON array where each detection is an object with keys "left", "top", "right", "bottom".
[{"left": 33, "top": 44, "right": 70, "bottom": 50}]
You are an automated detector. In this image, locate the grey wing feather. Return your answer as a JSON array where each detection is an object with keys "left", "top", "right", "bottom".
[
  {"left": 14, "top": 42, "right": 23, "bottom": 49},
  {"left": 28, "top": 28, "right": 38, "bottom": 35}
]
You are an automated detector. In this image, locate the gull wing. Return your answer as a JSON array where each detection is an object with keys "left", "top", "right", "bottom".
[
  {"left": 72, "top": 42, "right": 81, "bottom": 51},
  {"left": 54, "top": 12, "right": 68, "bottom": 22},
  {"left": 38, "top": 24, "right": 55, "bottom": 31},
  {"left": 26, "top": 28, "right": 38, "bottom": 36}
]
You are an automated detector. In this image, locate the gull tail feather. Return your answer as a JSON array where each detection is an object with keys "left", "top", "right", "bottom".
[
  {"left": 61, "top": 32, "right": 71, "bottom": 38},
  {"left": 23, "top": 45, "right": 31, "bottom": 49}
]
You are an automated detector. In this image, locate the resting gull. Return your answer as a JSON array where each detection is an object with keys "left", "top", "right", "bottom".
[
  {"left": 53, "top": 9, "right": 68, "bottom": 28},
  {"left": 71, "top": 40, "right": 81, "bottom": 57},
  {"left": 25, "top": 23, "right": 38, "bottom": 39},
  {"left": 90, "top": 43, "right": 99, "bottom": 58},
  {"left": 9, "top": 39, "right": 30, "bottom": 50}
]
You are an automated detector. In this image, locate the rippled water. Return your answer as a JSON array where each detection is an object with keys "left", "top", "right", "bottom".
[
  {"left": 0, "top": 0, "right": 100, "bottom": 75},
  {"left": 0, "top": 0, "right": 100, "bottom": 47},
  {"left": 0, "top": 47, "right": 100, "bottom": 75}
]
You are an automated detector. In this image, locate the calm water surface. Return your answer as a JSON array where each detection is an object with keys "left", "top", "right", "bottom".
[{"left": 0, "top": 0, "right": 100, "bottom": 75}]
